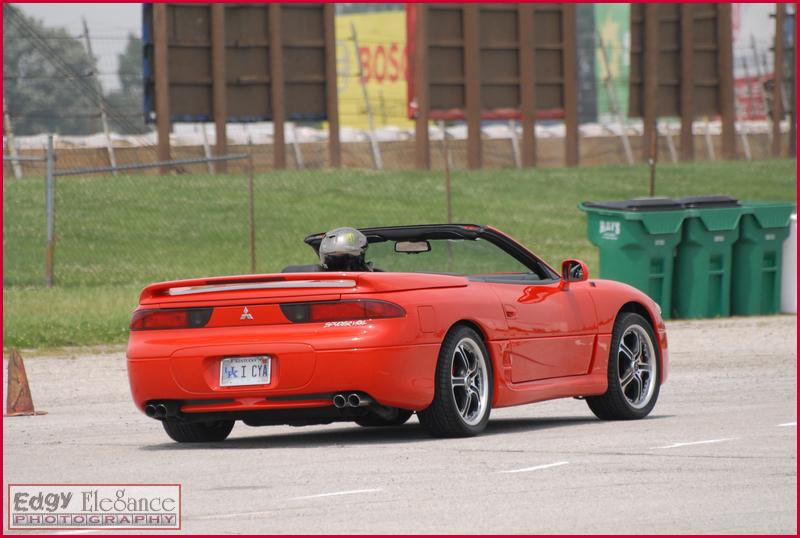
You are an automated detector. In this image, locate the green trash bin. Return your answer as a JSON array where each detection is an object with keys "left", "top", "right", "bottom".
[
  {"left": 580, "top": 198, "right": 685, "bottom": 319},
  {"left": 673, "top": 196, "right": 742, "bottom": 319},
  {"left": 731, "top": 201, "right": 796, "bottom": 315}
]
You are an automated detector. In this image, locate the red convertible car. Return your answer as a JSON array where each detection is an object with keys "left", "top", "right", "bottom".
[{"left": 127, "top": 224, "right": 668, "bottom": 443}]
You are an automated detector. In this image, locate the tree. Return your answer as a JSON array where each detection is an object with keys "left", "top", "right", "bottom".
[
  {"left": 3, "top": 5, "right": 98, "bottom": 135},
  {"left": 105, "top": 33, "right": 148, "bottom": 134}
]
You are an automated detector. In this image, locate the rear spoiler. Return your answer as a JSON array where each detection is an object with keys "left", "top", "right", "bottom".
[{"left": 139, "top": 273, "right": 357, "bottom": 303}]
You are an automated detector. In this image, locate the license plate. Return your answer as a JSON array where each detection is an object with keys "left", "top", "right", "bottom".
[{"left": 220, "top": 356, "right": 271, "bottom": 387}]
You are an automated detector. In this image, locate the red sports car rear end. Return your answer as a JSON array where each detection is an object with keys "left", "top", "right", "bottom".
[{"left": 127, "top": 225, "right": 668, "bottom": 442}]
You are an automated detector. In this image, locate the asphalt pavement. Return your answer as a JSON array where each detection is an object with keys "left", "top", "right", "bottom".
[{"left": 3, "top": 315, "right": 797, "bottom": 534}]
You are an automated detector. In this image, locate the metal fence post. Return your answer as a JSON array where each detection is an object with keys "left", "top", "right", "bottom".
[
  {"left": 247, "top": 152, "right": 257, "bottom": 274},
  {"left": 45, "top": 134, "right": 55, "bottom": 287}
]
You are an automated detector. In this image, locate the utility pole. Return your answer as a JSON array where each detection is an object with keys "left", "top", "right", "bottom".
[
  {"left": 508, "top": 120, "right": 521, "bottom": 168},
  {"left": 733, "top": 63, "right": 753, "bottom": 161},
  {"left": 351, "top": 23, "right": 382, "bottom": 170},
  {"left": 598, "top": 35, "right": 634, "bottom": 165},
  {"left": 648, "top": 119, "right": 658, "bottom": 196},
  {"left": 703, "top": 117, "right": 716, "bottom": 160},
  {"left": 198, "top": 124, "right": 214, "bottom": 173},
  {"left": 3, "top": 96, "right": 22, "bottom": 179},
  {"left": 664, "top": 123, "right": 678, "bottom": 163},
  {"left": 289, "top": 122, "right": 305, "bottom": 170},
  {"left": 82, "top": 18, "right": 117, "bottom": 175},
  {"left": 750, "top": 34, "right": 773, "bottom": 143}
]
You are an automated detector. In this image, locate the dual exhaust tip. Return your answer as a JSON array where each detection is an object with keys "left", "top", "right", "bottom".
[
  {"left": 147, "top": 395, "right": 372, "bottom": 415},
  {"left": 144, "top": 403, "right": 169, "bottom": 419},
  {"left": 333, "top": 393, "right": 370, "bottom": 409}
]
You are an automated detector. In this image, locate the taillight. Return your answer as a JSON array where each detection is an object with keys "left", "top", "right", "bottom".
[
  {"left": 130, "top": 308, "right": 212, "bottom": 330},
  {"left": 280, "top": 300, "right": 405, "bottom": 323}
]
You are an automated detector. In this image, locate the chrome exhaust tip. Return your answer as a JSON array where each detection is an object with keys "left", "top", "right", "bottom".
[
  {"left": 155, "top": 403, "right": 168, "bottom": 418},
  {"left": 333, "top": 394, "right": 347, "bottom": 409},
  {"left": 144, "top": 404, "right": 157, "bottom": 418},
  {"left": 348, "top": 393, "right": 372, "bottom": 407}
]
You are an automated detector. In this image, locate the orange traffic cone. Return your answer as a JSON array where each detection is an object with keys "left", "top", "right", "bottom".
[{"left": 5, "top": 347, "right": 46, "bottom": 416}]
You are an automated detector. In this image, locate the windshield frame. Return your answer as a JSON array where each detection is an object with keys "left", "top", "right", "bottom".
[{"left": 304, "top": 224, "right": 559, "bottom": 280}]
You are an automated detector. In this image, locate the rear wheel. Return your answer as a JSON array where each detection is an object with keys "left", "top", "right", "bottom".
[
  {"left": 586, "top": 312, "right": 660, "bottom": 420},
  {"left": 354, "top": 409, "right": 413, "bottom": 427},
  {"left": 162, "top": 419, "right": 234, "bottom": 443},
  {"left": 418, "top": 326, "right": 493, "bottom": 437}
]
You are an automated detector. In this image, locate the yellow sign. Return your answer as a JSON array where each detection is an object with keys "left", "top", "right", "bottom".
[{"left": 335, "top": 11, "right": 413, "bottom": 129}]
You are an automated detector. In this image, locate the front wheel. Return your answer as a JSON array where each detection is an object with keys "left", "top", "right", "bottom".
[
  {"left": 162, "top": 419, "right": 234, "bottom": 443},
  {"left": 586, "top": 312, "right": 660, "bottom": 420},
  {"left": 418, "top": 326, "right": 493, "bottom": 437}
]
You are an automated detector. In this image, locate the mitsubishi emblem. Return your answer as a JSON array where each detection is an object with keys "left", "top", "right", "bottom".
[{"left": 240, "top": 306, "right": 254, "bottom": 320}]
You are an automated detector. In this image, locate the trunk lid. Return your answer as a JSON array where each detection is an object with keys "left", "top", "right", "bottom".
[{"left": 138, "top": 271, "right": 468, "bottom": 307}]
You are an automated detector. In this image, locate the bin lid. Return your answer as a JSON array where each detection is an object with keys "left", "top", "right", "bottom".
[
  {"left": 741, "top": 201, "right": 797, "bottom": 229},
  {"left": 581, "top": 197, "right": 682, "bottom": 211},
  {"left": 579, "top": 198, "right": 684, "bottom": 234},
  {"left": 677, "top": 195, "right": 740, "bottom": 208},
  {"left": 679, "top": 196, "right": 742, "bottom": 231}
]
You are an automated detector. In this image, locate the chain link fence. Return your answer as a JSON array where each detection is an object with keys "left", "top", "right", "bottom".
[
  {"left": 3, "top": 147, "right": 458, "bottom": 289},
  {"left": 4, "top": 133, "right": 797, "bottom": 348}
]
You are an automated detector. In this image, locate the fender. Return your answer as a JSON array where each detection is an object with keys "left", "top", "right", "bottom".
[{"left": 587, "top": 279, "right": 669, "bottom": 383}]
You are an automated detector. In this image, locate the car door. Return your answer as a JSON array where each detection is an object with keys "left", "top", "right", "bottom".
[{"left": 487, "top": 278, "right": 597, "bottom": 383}]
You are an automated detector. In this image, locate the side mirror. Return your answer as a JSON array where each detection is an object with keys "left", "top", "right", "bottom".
[{"left": 561, "top": 259, "right": 589, "bottom": 285}]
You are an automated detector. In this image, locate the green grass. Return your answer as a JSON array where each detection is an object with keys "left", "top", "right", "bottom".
[{"left": 3, "top": 159, "right": 796, "bottom": 348}]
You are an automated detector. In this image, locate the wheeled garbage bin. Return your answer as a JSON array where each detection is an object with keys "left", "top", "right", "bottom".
[
  {"left": 580, "top": 198, "right": 685, "bottom": 319},
  {"left": 673, "top": 196, "right": 742, "bottom": 318},
  {"left": 731, "top": 201, "right": 796, "bottom": 315}
]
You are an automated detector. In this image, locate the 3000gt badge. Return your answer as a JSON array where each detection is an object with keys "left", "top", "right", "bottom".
[{"left": 324, "top": 320, "right": 367, "bottom": 328}]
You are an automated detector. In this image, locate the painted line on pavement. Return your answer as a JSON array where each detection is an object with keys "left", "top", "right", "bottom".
[
  {"left": 651, "top": 438, "right": 735, "bottom": 449},
  {"left": 290, "top": 488, "right": 382, "bottom": 501},
  {"left": 499, "top": 461, "right": 570, "bottom": 474},
  {"left": 196, "top": 510, "right": 272, "bottom": 521}
]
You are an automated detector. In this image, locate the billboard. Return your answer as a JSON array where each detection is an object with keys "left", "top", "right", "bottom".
[
  {"left": 594, "top": 4, "right": 630, "bottom": 118},
  {"left": 628, "top": 3, "right": 732, "bottom": 118},
  {"left": 335, "top": 10, "right": 412, "bottom": 129},
  {"left": 406, "top": 3, "right": 576, "bottom": 121},
  {"left": 143, "top": 3, "right": 333, "bottom": 123}
]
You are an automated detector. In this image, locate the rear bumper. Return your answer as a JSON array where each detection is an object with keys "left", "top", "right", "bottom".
[{"left": 127, "top": 343, "right": 440, "bottom": 415}]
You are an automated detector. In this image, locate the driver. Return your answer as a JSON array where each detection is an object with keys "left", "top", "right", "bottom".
[{"left": 319, "top": 227, "right": 372, "bottom": 271}]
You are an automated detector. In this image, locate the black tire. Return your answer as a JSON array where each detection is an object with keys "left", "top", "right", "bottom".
[
  {"left": 586, "top": 312, "right": 661, "bottom": 420},
  {"left": 354, "top": 409, "right": 413, "bottom": 427},
  {"left": 418, "top": 326, "right": 493, "bottom": 437},
  {"left": 162, "top": 419, "right": 235, "bottom": 443}
]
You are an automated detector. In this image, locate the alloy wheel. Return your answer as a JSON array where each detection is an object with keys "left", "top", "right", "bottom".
[
  {"left": 617, "top": 324, "right": 657, "bottom": 409},
  {"left": 450, "top": 337, "right": 490, "bottom": 426}
]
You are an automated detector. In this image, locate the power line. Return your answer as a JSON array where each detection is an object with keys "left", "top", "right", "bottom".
[
  {"left": 4, "top": 71, "right": 140, "bottom": 80},
  {"left": 6, "top": 9, "right": 156, "bottom": 150}
]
